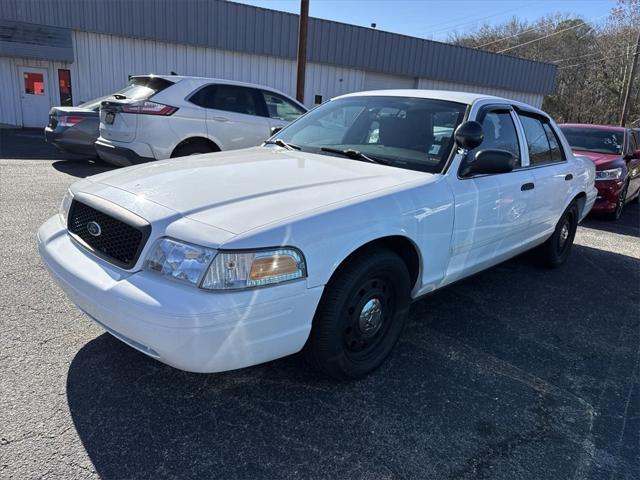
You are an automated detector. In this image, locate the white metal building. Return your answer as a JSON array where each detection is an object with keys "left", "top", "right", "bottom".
[{"left": 0, "top": 0, "right": 556, "bottom": 128}]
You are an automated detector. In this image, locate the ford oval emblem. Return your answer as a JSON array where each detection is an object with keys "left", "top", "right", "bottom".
[{"left": 87, "top": 221, "right": 102, "bottom": 237}]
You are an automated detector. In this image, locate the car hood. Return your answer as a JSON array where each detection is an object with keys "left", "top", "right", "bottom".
[
  {"left": 87, "top": 147, "right": 430, "bottom": 234},
  {"left": 572, "top": 150, "right": 622, "bottom": 167}
]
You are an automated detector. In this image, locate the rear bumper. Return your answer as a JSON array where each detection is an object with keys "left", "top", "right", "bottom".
[
  {"left": 592, "top": 179, "right": 626, "bottom": 213},
  {"left": 95, "top": 139, "right": 155, "bottom": 167},
  {"left": 45, "top": 126, "right": 97, "bottom": 157},
  {"left": 37, "top": 214, "right": 323, "bottom": 373}
]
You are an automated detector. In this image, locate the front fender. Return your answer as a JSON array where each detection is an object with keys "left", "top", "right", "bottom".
[{"left": 222, "top": 180, "right": 455, "bottom": 295}]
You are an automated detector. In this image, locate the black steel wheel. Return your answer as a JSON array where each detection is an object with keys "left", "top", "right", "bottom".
[
  {"left": 536, "top": 201, "right": 579, "bottom": 268},
  {"left": 302, "top": 249, "right": 411, "bottom": 380}
]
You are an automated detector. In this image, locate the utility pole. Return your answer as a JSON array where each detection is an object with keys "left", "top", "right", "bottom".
[
  {"left": 296, "top": 0, "right": 309, "bottom": 104},
  {"left": 620, "top": 31, "right": 640, "bottom": 127}
]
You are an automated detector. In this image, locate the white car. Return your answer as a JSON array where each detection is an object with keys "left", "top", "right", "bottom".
[
  {"left": 38, "top": 90, "right": 597, "bottom": 379},
  {"left": 94, "top": 75, "right": 307, "bottom": 166}
]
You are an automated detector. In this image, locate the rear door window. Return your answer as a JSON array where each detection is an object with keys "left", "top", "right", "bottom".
[
  {"left": 518, "top": 114, "right": 566, "bottom": 165},
  {"left": 211, "top": 85, "right": 259, "bottom": 116}
]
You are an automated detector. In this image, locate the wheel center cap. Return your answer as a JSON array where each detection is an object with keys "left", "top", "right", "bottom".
[
  {"left": 559, "top": 223, "right": 569, "bottom": 246},
  {"left": 358, "top": 298, "right": 383, "bottom": 336}
]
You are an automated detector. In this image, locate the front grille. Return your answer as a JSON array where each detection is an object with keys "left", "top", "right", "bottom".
[
  {"left": 67, "top": 200, "right": 149, "bottom": 268},
  {"left": 48, "top": 114, "right": 57, "bottom": 128}
]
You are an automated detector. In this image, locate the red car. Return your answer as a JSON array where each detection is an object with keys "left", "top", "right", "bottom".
[{"left": 559, "top": 124, "right": 640, "bottom": 219}]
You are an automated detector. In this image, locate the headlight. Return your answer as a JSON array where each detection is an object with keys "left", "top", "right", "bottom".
[
  {"left": 144, "top": 238, "right": 216, "bottom": 286},
  {"left": 59, "top": 189, "right": 73, "bottom": 223},
  {"left": 201, "top": 248, "right": 306, "bottom": 290},
  {"left": 595, "top": 167, "right": 623, "bottom": 181}
]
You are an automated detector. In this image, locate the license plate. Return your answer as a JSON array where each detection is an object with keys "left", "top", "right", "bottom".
[{"left": 105, "top": 112, "right": 115, "bottom": 124}]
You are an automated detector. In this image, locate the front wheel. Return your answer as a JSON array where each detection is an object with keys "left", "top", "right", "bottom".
[
  {"left": 536, "top": 202, "right": 579, "bottom": 268},
  {"left": 608, "top": 181, "right": 629, "bottom": 220},
  {"left": 302, "top": 249, "right": 411, "bottom": 380}
]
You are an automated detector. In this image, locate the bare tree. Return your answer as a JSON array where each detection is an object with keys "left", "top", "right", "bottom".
[{"left": 450, "top": 0, "right": 639, "bottom": 126}]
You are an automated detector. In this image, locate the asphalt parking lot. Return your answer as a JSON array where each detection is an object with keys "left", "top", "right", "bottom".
[{"left": 1, "top": 128, "right": 638, "bottom": 480}]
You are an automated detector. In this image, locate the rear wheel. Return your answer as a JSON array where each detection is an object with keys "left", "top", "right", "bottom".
[
  {"left": 171, "top": 140, "right": 218, "bottom": 158},
  {"left": 303, "top": 249, "right": 411, "bottom": 380},
  {"left": 536, "top": 202, "right": 579, "bottom": 268}
]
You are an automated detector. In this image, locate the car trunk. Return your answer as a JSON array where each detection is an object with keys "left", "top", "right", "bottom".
[
  {"left": 99, "top": 76, "right": 174, "bottom": 143},
  {"left": 48, "top": 107, "right": 97, "bottom": 129}
]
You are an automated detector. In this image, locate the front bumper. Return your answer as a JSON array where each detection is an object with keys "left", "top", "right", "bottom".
[
  {"left": 592, "top": 179, "right": 626, "bottom": 213},
  {"left": 95, "top": 139, "right": 155, "bottom": 167},
  {"left": 37, "top": 215, "right": 323, "bottom": 373}
]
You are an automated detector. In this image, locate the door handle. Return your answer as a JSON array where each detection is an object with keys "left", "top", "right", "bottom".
[
  {"left": 521, "top": 182, "right": 535, "bottom": 191},
  {"left": 565, "top": 173, "right": 573, "bottom": 181},
  {"left": 210, "top": 116, "right": 229, "bottom": 122}
]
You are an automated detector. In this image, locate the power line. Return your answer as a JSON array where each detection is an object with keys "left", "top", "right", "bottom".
[
  {"left": 475, "top": 19, "right": 555, "bottom": 49},
  {"left": 496, "top": 13, "right": 608, "bottom": 54},
  {"left": 417, "top": 2, "right": 534, "bottom": 37},
  {"left": 551, "top": 43, "right": 635, "bottom": 63},
  {"left": 558, "top": 52, "right": 629, "bottom": 69}
]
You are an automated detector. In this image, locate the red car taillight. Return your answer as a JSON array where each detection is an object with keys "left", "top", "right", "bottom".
[
  {"left": 121, "top": 101, "right": 178, "bottom": 116},
  {"left": 58, "top": 116, "right": 84, "bottom": 127}
]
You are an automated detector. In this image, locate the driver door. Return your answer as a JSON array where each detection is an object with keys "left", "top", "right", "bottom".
[{"left": 444, "top": 106, "right": 535, "bottom": 283}]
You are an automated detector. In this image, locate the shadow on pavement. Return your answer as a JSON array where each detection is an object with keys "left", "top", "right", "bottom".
[
  {"left": 0, "top": 128, "right": 69, "bottom": 160},
  {"left": 582, "top": 203, "right": 640, "bottom": 238},
  {"left": 52, "top": 159, "right": 113, "bottom": 178},
  {"left": 66, "top": 244, "right": 639, "bottom": 479}
]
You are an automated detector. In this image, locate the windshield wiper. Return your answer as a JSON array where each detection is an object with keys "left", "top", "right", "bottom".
[
  {"left": 265, "top": 138, "right": 301, "bottom": 150},
  {"left": 320, "top": 147, "right": 388, "bottom": 165}
]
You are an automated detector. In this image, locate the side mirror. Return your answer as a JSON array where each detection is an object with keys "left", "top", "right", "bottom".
[
  {"left": 460, "top": 149, "right": 516, "bottom": 177},
  {"left": 454, "top": 121, "right": 484, "bottom": 150},
  {"left": 270, "top": 126, "right": 283, "bottom": 136}
]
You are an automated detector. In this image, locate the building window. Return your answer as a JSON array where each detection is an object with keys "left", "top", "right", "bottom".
[
  {"left": 314, "top": 95, "right": 323, "bottom": 105},
  {"left": 58, "top": 69, "right": 73, "bottom": 106},
  {"left": 23, "top": 72, "right": 45, "bottom": 95}
]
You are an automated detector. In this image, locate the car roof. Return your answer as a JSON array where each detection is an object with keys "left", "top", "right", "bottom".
[
  {"left": 334, "top": 89, "right": 546, "bottom": 114},
  {"left": 129, "top": 74, "right": 305, "bottom": 107},
  {"left": 559, "top": 123, "right": 626, "bottom": 133}
]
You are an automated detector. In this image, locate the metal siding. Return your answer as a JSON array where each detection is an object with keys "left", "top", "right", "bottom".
[{"left": 0, "top": 0, "right": 556, "bottom": 95}]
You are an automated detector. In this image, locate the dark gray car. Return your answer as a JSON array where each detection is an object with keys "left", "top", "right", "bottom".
[{"left": 44, "top": 97, "right": 105, "bottom": 157}]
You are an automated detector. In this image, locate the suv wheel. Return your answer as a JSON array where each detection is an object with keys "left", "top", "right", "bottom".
[
  {"left": 303, "top": 249, "right": 411, "bottom": 380},
  {"left": 536, "top": 201, "right": 579, "bottom": 268}
]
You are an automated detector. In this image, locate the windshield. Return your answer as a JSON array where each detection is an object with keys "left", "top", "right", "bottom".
[
  {"left": 272, "top": 96, "right": 467, "bottom": 173},
  {"left": 560, "top": 127, "right": 624, "bottom": 155}
]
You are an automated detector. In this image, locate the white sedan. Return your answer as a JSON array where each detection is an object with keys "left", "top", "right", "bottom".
[{"left": 38, "top": 90, "right": 597, "bottom": 379}]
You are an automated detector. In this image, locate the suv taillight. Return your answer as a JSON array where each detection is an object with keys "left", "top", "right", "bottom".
[{"left": 121, "top": 101, "right": 178, "bottom": 116}]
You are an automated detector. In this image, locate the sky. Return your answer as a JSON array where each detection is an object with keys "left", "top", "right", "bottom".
[{"left": 231, "top": 0, "right": 617, "bottom": 41}]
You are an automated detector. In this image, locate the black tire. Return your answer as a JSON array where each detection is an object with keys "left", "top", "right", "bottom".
[
  {"left": 608, "top": 181, "right": 629, "bottom": 219},
  {"left": 536, "top": 201, "right": 579, "bottom": 268},
  {"left": 302, "top": 249, "right": 411, "bottom": 380},
  {"left": 171, "top": 141, "right": 217, "bottom": 158}
]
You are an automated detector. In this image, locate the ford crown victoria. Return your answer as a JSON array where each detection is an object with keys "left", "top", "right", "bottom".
[{"left": 38, "top": 90, "right": 597, "bottom": 379}]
